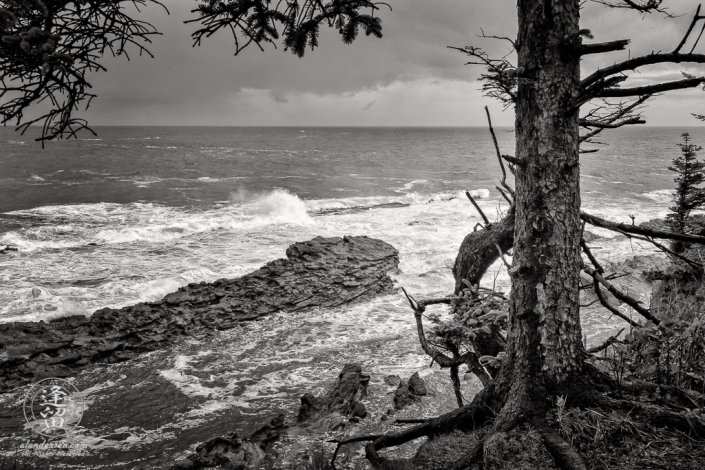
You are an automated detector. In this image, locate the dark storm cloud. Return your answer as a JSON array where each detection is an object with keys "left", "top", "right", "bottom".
[{"left": 79, "top": 0, "right": 705, "bottom": 126}]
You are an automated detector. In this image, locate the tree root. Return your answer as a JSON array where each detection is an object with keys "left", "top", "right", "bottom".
[
  {"left": 360, "top": 386, "right": 498, "bottom": 468},
  {"left": 531, "top": 417, "right": 588, "bottom": 470},
  {"left": 591, "top": 394, "right": 705, "bottom": 436},
  {"left": 332, "top": 367, "right": 705, "bottom": 470}
]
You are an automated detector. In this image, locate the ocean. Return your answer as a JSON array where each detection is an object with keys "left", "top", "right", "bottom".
[
  {"left": 0, "top": 125, "right": 702, "bottom": 468},
  {"left": 1, "top": 125, "right": 697, "bottom": 324}
]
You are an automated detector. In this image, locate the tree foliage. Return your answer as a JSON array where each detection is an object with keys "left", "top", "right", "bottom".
[
  {"left": 0, "top": 0, "right": 387, "bottom": 144},
  {"left": 666, "top": 133, "right": 705, "bottom": 243},
  {"left": 0, "top": 0, "right": 165, "bottom": 143}
]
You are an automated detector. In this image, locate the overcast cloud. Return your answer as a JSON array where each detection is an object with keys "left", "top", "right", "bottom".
[{"left": 80, "top": 0, "right": 705, "bottom": 127}]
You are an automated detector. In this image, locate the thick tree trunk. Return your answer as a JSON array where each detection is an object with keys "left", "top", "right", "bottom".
[
  {"left": 453, "top": 208, "right": 515, "bottom": 294},
  {"left": 495, "top": 0, "right": 584, "bottom": 424}
]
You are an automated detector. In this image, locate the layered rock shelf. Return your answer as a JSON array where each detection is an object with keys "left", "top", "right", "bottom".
[{"left": 0, "top": 236, "right": 399, "bottom": 392}]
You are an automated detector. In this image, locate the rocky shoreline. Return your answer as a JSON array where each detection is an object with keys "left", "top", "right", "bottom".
[{"left": 0, "top": 235, "right": 399, "bottom": 392}]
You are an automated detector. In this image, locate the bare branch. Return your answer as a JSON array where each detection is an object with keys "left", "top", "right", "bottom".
[
  {"left": 674, "top": 5, "right": 704, "bottom": 54},
  {"left": 597, "top": 77, "right": 705, "bottom": 97},
  {"left": 582, "top": 53, "right": 705, "bottom": 90},
  {"left": 586, "top": 328, "right": 625, "bottom": 354},
  {"left": 580, "top": 211, "right": 705, "bottom": 244},
  {"left": 576, "top": 39, "right": 630, "bottom": 56},
  {"left": 466, "top": 191, "right": 491, "bottom": 227},
  {"left": 485, "top": 106, "right": 515, "bottom": 196},
  {"left": 583, "top": 266, "right": 658, "bottom": 324}
]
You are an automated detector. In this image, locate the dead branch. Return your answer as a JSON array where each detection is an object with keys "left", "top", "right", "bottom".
[
  {"left": 582, "top": 241, "right": 642, "bottom": 327},
  {"left": 485, "top": 106, "right": 515, "bottom": 196},
  {"left": 608, "top": 226, "right": 704, "bottom": 270},
  {"left": 579, "top": 116, "right": 645, "bottom": 129},
  {"left": 580, "top": 95, "right": 650, "bottom": 144},
  {"left": 580, "top": 211, "right": 705, "bottom": 245},
  {"left": 586, "top": 328, "right": 625, "bottom": 354},
  {"left": 674, "top": 5, "right": 705, "bottom": 54},
  {"left": 597, "top": 77, "right": 705, "bottom": 97},
  {"left": 590, "top": 0, "right": 670, "bottom": 15},
  {"left": 576, "top": 39, "right": 630, "bottom": 56},
  {"left": 581, "top": 53, "right": 705, "bottom": 90},
  {"left": 401, "top": 288, "right": 489, "bottom": 387},
  {"left": 501, "top": 154, "right": 527, "bottom": 166},
  {"left": 583, "top": 266, "right": 658, "bottom": 324},
  {"left": 590, "top": 276, "right": 640, "bottom": 328},
  {"left": 466, "top": 191, "right": 491, "bottom": 227}
]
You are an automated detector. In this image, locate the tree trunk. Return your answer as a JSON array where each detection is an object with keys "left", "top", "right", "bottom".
[
  {"left": 453, "top": 208, "right": 515, "bottom": 294},
  {"left": 495, "top": 0, "right": 585, "bottom": 424}
]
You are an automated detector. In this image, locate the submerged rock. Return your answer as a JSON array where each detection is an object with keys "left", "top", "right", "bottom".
[{"left": 0, "top": 236, "right": 399, "bottom": 392}]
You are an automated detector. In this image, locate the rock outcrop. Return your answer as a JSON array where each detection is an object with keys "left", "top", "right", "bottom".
[
  {"left": 393, "top": 372, "right": 428, "bottom": 409},
  {"left": 173, "top": 364, "right": 371, "bottom": 470},
  {"left": 297, "top": 363, "right": 370, "bottom": 431},
  {"left": 0, "top": 236, "right": 399, "bottom": 392},
  {"left": 172, "top": 415, "right": 287, "bottom": 470}
]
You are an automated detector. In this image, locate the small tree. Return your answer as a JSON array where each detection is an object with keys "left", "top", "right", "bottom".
[{"left": 666, "top": 133, "right": 705, "bottom": 252}]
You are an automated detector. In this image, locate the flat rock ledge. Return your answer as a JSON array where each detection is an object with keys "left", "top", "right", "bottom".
[{"left": 0, "top": 236, "right": 399, "bottom": 392}]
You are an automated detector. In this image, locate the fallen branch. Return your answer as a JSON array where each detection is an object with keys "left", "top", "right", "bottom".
[{"left": 583, "top": 266, "right": 658, "bottom": 325}]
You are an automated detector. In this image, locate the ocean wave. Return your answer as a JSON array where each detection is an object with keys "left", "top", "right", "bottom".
[
  {"left": 0, "top": 190, "right": 313, "bottom": 251},
  {"left": 306, "top": 188, "right": 490, "bottom": 213}
]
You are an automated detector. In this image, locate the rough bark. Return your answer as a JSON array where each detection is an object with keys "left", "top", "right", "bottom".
[
  {"left": 453, "top": 208, "right": 515, "bottom": 294},
  {"left": 491, "top": 0, "right": 584, "bottom": 429}
]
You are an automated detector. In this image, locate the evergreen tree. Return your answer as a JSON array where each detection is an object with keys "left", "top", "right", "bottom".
[{"left": 666, "top": 133, "right": 705, "bottom": 252}]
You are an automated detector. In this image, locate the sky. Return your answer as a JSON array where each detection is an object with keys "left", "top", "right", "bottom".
[{"left": 76, "top": 0, "right": 705, "bottom": 127}]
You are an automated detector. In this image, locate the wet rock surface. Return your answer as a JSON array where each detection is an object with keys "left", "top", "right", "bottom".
[
  {"left": 172, "top": 414, "right": 287, "bottom": 470},
  {"left": 0, "top": 236, "right": 398, "bottom": 392},
  {"left": 174, "top": 364, "right": 371, "bottom": 469},
  {"left": 297, "top": 363, "right": 370, "bottom": 430},
  {"left": 407, "top": 372, "right": 427, "bottom": 396}
]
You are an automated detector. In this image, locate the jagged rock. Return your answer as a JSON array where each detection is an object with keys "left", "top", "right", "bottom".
[
  {"left": 172, "top": 414, "right": 287, "bottom": 470},
  {"left": 0, "top": 236, "right": 399, "bottom": 392},
  {"left": 350, "top": 401, "right": 367, "bottom": 418},
  {"left": 298, "top": 363, "right": 370, "bottom": 428},
  {"left": 393, "top": 380, "right": 415, "bottom": 410},
  {"left": 408, "top": 372, "right": 427, "bottom": 396},
  {"left": 183, "top": 366, "right": 371, "bottom": 469}
]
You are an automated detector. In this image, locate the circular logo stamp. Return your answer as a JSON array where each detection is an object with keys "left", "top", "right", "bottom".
[{"left": 23, "top": 378, "right": 84, "bottom": 438}]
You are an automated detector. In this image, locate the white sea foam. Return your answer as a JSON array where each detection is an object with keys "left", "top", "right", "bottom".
[
  {"left": 642, "top": 189, "right": 674, "bottom": 203},
  {"left": 0, "top": 190, "right": 314, "bottom": 252},
  {"left": 0, "top": 186, "right": 677, "bottom": 325},
  {"left": 305, "top": 189, "right": 489, "bottom": 212}
]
